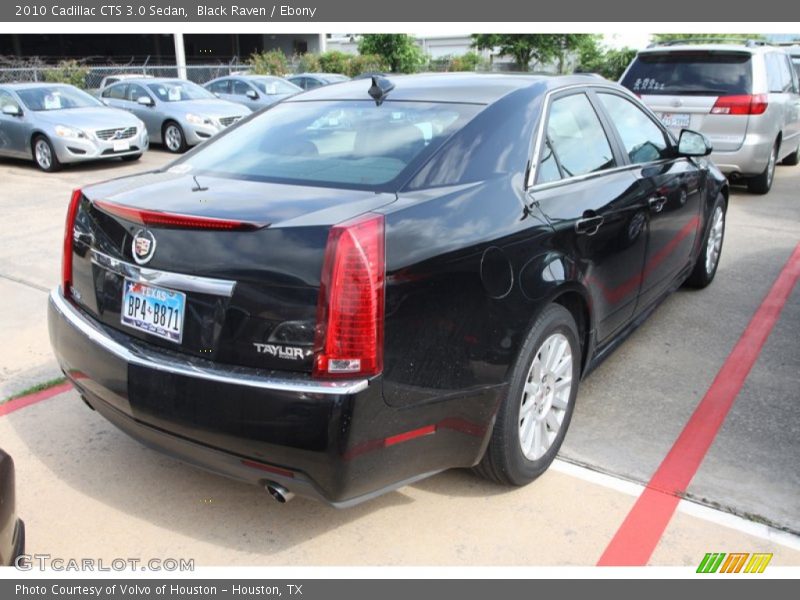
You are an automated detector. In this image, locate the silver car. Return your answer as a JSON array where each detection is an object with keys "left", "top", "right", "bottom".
[
  {"left": 0, "top": 83, "right": 148, "bottom": 172},
  {"left": 621, "top": 42, "right": 800, "bottom": 194},
  {"left": 100, "top": 78, "right": 250, "bottom": 153},
  {"left": 205, "top": 75, "right": 301, "bottom": 111},
  {"left": 286, "top": 73, "right": 350, "bottom": 91}
]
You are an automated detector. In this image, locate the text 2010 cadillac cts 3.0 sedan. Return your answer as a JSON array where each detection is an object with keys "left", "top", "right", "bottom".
[{"left": 49, "top": 74, "right": 728, "bottom": 506}]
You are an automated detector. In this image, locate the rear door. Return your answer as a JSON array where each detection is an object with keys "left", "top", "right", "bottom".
[
  {"left": 594, "top": 90, "right": 703, "bottom": 313},
  {"left": 530, "top": 90, "right": 649, "bottom": 342},
  {"left": 621, "top": 50, "right": 754, "bottom": 152}
]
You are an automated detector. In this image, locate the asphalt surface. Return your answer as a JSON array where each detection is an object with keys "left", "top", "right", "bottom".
[{"left": 0, "top": 147, "right": 798, "bottom": 565}]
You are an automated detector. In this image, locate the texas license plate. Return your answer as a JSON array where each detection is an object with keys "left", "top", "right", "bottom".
[
  {"left": 659, "top": 112, "right": 691, "bottom": 129},
  {"left": 113, "top": 140, "right": 130, "bottom": 152},
  {"left": 121, "top": 280, "right": 185, "bottom": 343}
]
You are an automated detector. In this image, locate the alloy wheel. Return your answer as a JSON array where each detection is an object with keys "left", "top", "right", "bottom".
[
  {"left": 165, "top": 125, "right": 182, "bottom": 152},
  {"left": 35, "top": 139, "right": 52, "bottom": 170},
  {"left": 705, "top": 205, "right": 725, "bottom": 275},
  {"left": 518, "top": 332, "right": 573, "bottom": 461}
]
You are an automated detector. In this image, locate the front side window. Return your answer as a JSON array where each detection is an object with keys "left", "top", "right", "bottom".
[
  {"left": 16, "top": 86, "right": 103, "bottom": 111},
  {"left": 126, "top": 84, "right": 149, "bottom": 103},
  {"left": 147, "top": 81, "right": 215, "bottom": 102},
  {"left": 102, "top": 84, "right": 127, "bottom": 100},
  {"left": 598, "top": 93, "right": 670, "bottom": 164},
  {"left": 178, "top": 100, "right": 480, "bottom": 190},
  {"left": 207, "top": 80, "right": 230, "bottom": 94},
  {"left": 546, "top": 93, "right": 615, "bottom": 178},
  {"left": 232, "top": 80, "right": 251, "bottom": 95}
]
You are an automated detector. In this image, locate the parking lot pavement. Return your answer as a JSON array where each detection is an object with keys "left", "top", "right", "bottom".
[
  {"left": 561, "top": 165, "right": 800, "bottom": 536},
  {"left": 0, "top": 150, "right": 174, "bottom": 397},
  {"left": 0, "top": 152, "right": 798, "bottom": 566}
]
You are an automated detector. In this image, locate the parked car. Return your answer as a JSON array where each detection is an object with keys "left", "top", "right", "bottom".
[
  {"left": 89, "top": 73, "right": 152, "bottom": 97},
  {"left": 205, "top": 75, "right": 301, "bottom": 111},
  {"left": 100, "top": 78, "right": 250, "bottom": 153},
  {"left": 286, "top": 73, "right": 350, "bottom": 91},
  {"left": 620, "top": 41, "right": 800, "bottom": 194},
  {"left": 49, "top": 74, "right": 727, "bottom": 506},
  {"left": 0, "top": 449, "right": 24, "bottom": 567},
  {"left": 0, "top": 83, "right": 148, "bottom": 172}
]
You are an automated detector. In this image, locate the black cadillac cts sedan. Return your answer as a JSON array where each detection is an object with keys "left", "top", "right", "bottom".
[{"left": 48, "top": 74, "right": 728, "bottom": 506}]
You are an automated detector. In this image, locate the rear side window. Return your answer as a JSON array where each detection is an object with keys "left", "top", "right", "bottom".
[
  {"left": 621, "top": 52, "right": 752, "bottom": 96},
  {"left": 545, "top": 93, "right": 615, "bottom": 178},
  {"left": 597, "top": 93, "right": 670, "bottom": 164}
]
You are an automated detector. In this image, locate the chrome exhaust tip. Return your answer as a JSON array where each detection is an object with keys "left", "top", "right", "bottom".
[{"left": 265, "top": 482, "right": 295, "bottom": 503}]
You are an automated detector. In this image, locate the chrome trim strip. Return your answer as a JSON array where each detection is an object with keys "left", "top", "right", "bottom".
[
  {"left": 50, "top": 289, "right": 369, "bottom": 396},
  {"left": 90, "top": 249, "right": 236, "bottom": 297}
]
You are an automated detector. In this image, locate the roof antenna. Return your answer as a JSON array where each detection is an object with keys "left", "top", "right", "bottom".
[
  {"left": 191, "top": 175, "right": 208, "bottom": 192},
  {"left": 368, "top": 76, "right": 395, "bottom": 106}
]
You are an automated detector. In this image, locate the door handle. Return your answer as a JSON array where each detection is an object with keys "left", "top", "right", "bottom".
[
  {"left": 648, "top": 195, "right": 667, "bottom": 213},
  {"left": 575, "top": 215, "right": 604, "bottom": 236}
]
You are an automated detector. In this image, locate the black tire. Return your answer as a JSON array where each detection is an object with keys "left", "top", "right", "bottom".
[
  {"left": 747, "top": 142, "right": 778, "bottom": 194},
  {"left": 475, "top": 304, "right": 581, "bottom": 486},
  {"left": 120, "top": 153, "right": 142, "bottom": 162},
  {"left": 781, "top": 142, "right": 799, "bottom": 166},
  {"left": 162, "top": 121, "right": 187, "bottom": 153},
  {"left": 32, "top": 135, "right": 61, "bottom": 172},
  {"left": 685, "top": 193, "right": 727, "bottom": 289}
]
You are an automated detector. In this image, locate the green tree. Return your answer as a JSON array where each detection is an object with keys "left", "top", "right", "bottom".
[
  {"left": 472, "top": 34, "right": 559, "bottom": 71},
  {"left": 651, "top": 33, "right": 765, "bottom": 44},
  {"left": 577, "top": 46, "right": 638, "bottom": 80},
  {"left": 346, "top": 54, "right": 390, "bottom": 77},
  {"left": 357, "top": 34, "right": 425, "bottom": 73}
]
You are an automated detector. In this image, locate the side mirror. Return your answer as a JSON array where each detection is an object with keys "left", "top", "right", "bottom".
[
  {"left": 677, "top": 129, "right": 712, "bottom": 157},
  {"left": 1, "top": 104, "right": 21, "bottom": 116},
  {"left": 246, "top": 89, "right": 259, "bottom": 100},
  {"left": 137, "top": 96, "right": 154, "bottom": 107}
]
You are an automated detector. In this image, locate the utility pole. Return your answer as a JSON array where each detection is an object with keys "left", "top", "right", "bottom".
[{"left": 174, "top": 33, "right": 187, "bottom": 79}]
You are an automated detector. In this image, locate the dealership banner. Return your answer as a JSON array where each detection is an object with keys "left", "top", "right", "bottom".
[
  {"left": 2, "top": 579, "right": 797, "bottom": 598},
  {"left": 0, "top": 0, "right": 796, "bottom": 22}
]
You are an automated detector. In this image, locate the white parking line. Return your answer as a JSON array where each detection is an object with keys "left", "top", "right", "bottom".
[{"left": 552, "top": 458, "right": 800, "bottom": 552}]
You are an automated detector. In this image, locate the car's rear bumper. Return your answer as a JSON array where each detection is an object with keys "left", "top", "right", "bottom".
[
  {"left": 710, "top": 130, "right": 774, "bottom": 177},
  {"left": 48, "top": 289, "right": 498, "bottom": 506}
]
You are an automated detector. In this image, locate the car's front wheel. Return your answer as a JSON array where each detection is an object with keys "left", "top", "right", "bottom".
[
  {"left": 162, "top": 121, "right": 187, "bottom": 153},
  {"left": 686, "top": 193, "right": 727, "bottom": 288},
  {"left": 32, "top": 135, "right": 61, "bottom": 172},
  {"left": 475, "top": 303, "right": 580, "bottom": 485}
]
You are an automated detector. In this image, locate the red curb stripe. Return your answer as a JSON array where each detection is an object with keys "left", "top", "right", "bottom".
[
  {"left": 0, "top": 381, "right": 74, "bottom": 417},
  {"left": 598, "top": 242, "right": 800, "bottom": 566}
]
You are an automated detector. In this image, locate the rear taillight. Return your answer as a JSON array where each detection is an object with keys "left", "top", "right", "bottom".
[
  {"left": 93, "top": 200, "right": 266, "bottom": 231},
  {"left": 313, "top": 214, "right": 385, "bottom": 379},
  {"left": 61, "top": 188, "right": 82, "bottom": 299},
  {"left": 711, "top": 94, "right": 768, "bottom": 115}
]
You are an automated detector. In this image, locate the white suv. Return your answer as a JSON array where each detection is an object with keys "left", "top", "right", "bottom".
[{"left": 621, "top": 41, "right": 800, "bottom": 194}]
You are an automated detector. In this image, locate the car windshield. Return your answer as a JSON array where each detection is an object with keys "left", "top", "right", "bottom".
[
  {"left": 177, "top": 100, "right": 482, "bottom": 190},
  {"left": 252, "top": 78, "right": 301, "bottom": 95},
  {"left": 621, "top": 51, "right": 753, "bottom": 95},
  {"left": 147, "top": 81, "right": 215, "bottom": 102},
  {"left": 16, "top": 86, "right": 103, "bottom": 111}
]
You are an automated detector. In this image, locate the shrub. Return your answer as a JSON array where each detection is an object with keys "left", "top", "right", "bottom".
[
  {"left": 450, "top": 51, "right": 484, "bottom": 72},
  {"left": 248, "top": 50, "right": 289, "bottom": 76},
  {"left": 42, "top": 60, "right": 90, "bottom": 89},
  {"left": 318, "top": 51, "right": 351, "bottom": 75},
  {"left": 296, "top": 52, "right": 321, "bottom": 73},
  {"left": 346, "top": 54, "right": 390, "bottom": 77}
]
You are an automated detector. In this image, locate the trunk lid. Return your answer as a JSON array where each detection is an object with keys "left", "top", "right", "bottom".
[{"left": 69, "top": 171, "right": 395, "bottom": 374}]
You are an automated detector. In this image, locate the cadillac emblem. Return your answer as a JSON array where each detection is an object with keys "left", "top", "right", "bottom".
[{"left": 132, "top": 229, "right": 156, "bottom": 265}]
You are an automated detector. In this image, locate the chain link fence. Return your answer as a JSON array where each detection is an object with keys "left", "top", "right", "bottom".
[{"left": 0, "top": 58, "right": 252, "bottom": 91}]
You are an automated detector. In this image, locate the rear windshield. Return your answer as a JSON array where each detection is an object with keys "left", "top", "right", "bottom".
[
  {"left": 621, "top": 51, "right": 752, "bottom": 95},
  {"left": 177, "top": 100, "right": 482, "bottom": 191}
]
